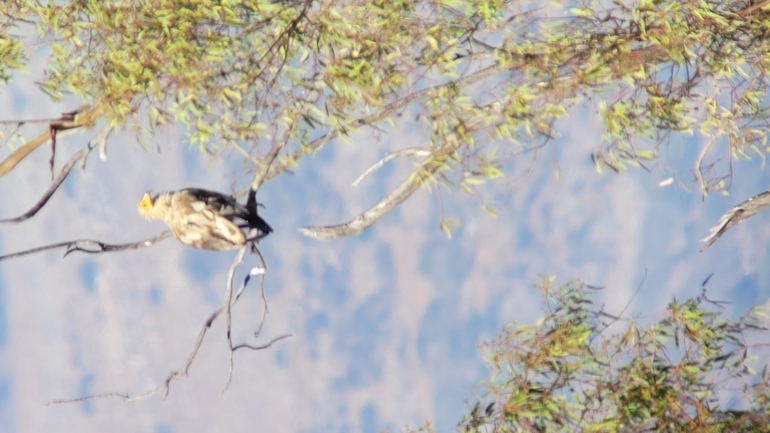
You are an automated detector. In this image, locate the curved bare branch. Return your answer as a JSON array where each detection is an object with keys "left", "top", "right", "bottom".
[
  {"left": 0, "top": 124, "right": 112, "bottom": 224},
  {"left": 298, "top": 97, "right": 515, "bottom": 240},
  {"left": 694, "top": 134, "right": 719, "bottom": 200},
  {"left": 298, "top": 139, "right": 460, "bottom": 239},
  {"left": 232, "top": 335, "right": 291, "bottom": 352},
  {"left": 223, "top": 245, "right": 249, "bottom": 391},
  {"left": 295, "top": 42, "right": 628, "bottom": 240},
  {"left": 351, "top": 147, "right": 432, "bottom": 187}
]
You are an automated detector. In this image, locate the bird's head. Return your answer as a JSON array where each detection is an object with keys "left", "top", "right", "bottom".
[{"left": 137, "top": 192, "right": 158, "bottom": 219}]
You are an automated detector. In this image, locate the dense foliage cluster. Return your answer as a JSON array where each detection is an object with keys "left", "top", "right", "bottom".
[
  {"left": 459, "top": 279, "right": 770, "bottom": 432},
  {"left": 2, "top": 0, "right": 770, "bottom": 199}
]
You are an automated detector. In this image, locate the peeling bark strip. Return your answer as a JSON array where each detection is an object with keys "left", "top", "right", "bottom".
[
  {"left": 0, "top": 125, "right": 112, "bottom": 225},
  {"left": 0, "top": 103, "right": 105, "bottom": 178},
  {"left": 701, "top": 190, "right": 770, "bottom": 251}
]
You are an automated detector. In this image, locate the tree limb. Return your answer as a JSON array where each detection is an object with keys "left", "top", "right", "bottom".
[
  {"left": 45, "top": 236, "right": 289, "bottom": 404},
  {"left": 298, "top": 97, "right": 514, "bottom": 240},
  {"left": 736, "top": 0, "right": 770, "bottom": 16},
  {"left": 700, "top": 189, "right": 770, "bottom": 251},
  {"left": 694, "top": 134, "right": 718, "bottom": 200},
  {"left": 261, "top": 61, "right": 512, "bottom": 186},
  {"left": 223, "top": 244, "right": 248, "bottom": 392},
  {"left": 0, "top": 231, "right": 172, "bottom": 262},
  {"left": 247, "top": 246, "right": 270, "bottom": 338},
  {"left": 0, "top": 103, "right": 105, "bottom": 178},
  {"left": 0, "top": 124, "right": 112, "bottom": 224},
  {"left": 298, "top": 139, "right": 460, "bottom": 239},
  {"left": 224, "top": 237, "right": 273, "bottom": 392},
  {"left": 261, "top": 28, "right": 670, "bottom": 240},
  {"left": 296, "top": 36, "right": 662, "bottom": 240},
  {"left": 232, "top": 90, "right": 322, "bottom": 199},
  {"left": 351, "top": 147, "right": 432, "bottom": 187}
]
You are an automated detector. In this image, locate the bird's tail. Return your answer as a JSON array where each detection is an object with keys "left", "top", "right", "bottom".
[{"left": 246, "top": 188, "right": 273, "bottom": 234}]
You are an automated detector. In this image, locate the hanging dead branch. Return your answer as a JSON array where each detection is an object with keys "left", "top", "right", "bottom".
[
  {"left": 45, "top": 241, "right": 290, "bottom": 405},
  {"left": 0, "top": 103, "right": 105, "bottom": 178},
  {"left": 0, "top": 124, "right": 112, "bottom": 224},
  {"left": 701, "top": 189, "right": 770, "bottom": 251}
]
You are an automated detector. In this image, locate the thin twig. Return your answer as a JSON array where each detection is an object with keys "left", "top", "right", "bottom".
[
  {"left": 47, "top": 248, "right": 289, "bottom": 405},
  {"left": 223, "top": 237, "right": 271, "bottom": 393},
  {"left": 0, "top": 115, "right": 84, "bottom": 125},
  {"left": 694, "top": 134, "right": 717, "bottom": 200},
  {"left": 47, "top": 307, "right": 222, "bottom": 405},
  {"left": 737, "top": 0, "right": 770, "bottom": 16},
  {"left": 590, "top": 270, "right": 648, "bottom": 344},
  {"left": 232, "top": 334, "right": 291, "bottom": 352},
  {"left": 224, "top": 245, "right": 249, "bottom": 393},
  {"left": 351, "top": 147, "right": 432, "bottom": 187},
  {"left": 234, "top": 91, "right": 322, "bottom": 199},
  {"left": 250, "top": 246, "right": 269, "bottom": 338},
  {"left": 0, "top": 125, "right": 112, "bottom": 224},
  {"left": 45, "top": 330, "right": 290, "bottom": 405}
]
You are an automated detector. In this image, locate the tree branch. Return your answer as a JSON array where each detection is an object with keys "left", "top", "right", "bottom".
[
  {"left": 298, "top": 141, "right": 460, "bottom": 239},
  {"left": 46, "top": 236, "right": 289, "bottom": 404},
  {"left": 351, "top": 147, "right": 432, "bottom": 187},
  {"left": 0, "top": 103, "right": 105, "bottom": 178},
  {"left": 223, "top": 244, "right": 248, "bottom": 392},
  {"left": 255, "top": 27, "right": 668, "bottom": 240},
  {"left": 263, "top": 61, "right": 512, "bottom": 185},
  {"left": 298, "top": 98, "right": 513, "bottom": 240},
  {"left": 247, "top": 246, "right": 270, "bottom": 338},
  {"left": 694, "top": 134, "right": 718, "bottom": 200},
  {"left": 296, "top": 36, "right": 662, "bottom": 240},
  {"left": 0, "top": 124, "right": 112, "bottom": 224},
  {"left": 224, "top": 235, "right": 273, "bottom": 392},
  {"left": 0, "top": 231, "right": 172, "bottom": 261},
  {"left": 232, "top": 90, "right": 322, "bottom": 199},
  {"left": 736, "top": 0, "right": 770, "bottom": 16}
]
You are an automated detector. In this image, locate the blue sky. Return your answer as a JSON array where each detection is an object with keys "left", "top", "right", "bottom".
[{"left": 0, "top": 55, "right": 769, "bottom": 433}]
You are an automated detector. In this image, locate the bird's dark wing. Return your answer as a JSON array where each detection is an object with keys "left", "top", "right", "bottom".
[
  {"left": 701, "top": 190, "right": 770, "bottom": 251},
  {"left": 182, "top": 188, "right": 240, "bottom": 211},
  {"left": 182, "top": 187, "right": 272, "bottom": 234}
]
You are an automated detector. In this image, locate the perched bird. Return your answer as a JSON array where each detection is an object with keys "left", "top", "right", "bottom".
[
  {"left": 138, "top": 187, "right": 272, "bottom": 251},
  {"left": 701, "top": 190, "right": 770, "bottom": 251}
]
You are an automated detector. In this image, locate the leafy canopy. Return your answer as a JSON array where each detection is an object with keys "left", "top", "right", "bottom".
[
  {"left": 1, "top": 0, "right": 769, "bottom": 201},
  {"left": 459, "top": 278, "right": 770, "bottom": 433}
]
